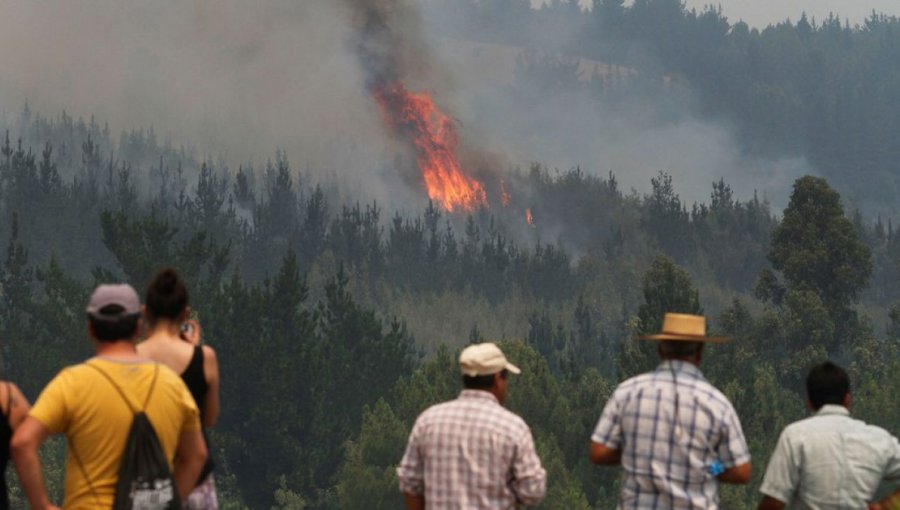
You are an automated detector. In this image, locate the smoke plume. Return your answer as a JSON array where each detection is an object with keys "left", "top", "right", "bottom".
[
  {"left": 339, "top": 0, "right": 428, "bottom": 90},
  {"left": 0, "top": 0, "right": 813, "bottom": 216},
  {"left": 338, "top": 0, "right": 500, "bottom": 212}
]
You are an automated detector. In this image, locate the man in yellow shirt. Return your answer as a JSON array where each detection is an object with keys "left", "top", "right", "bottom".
[{"left": 12, "top": 283, "right": 207, "bottom": 509}]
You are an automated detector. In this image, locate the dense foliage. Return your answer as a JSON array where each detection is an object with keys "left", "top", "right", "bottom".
[{"left": 3, "top": 0, "right": 900, "bottom": 508}]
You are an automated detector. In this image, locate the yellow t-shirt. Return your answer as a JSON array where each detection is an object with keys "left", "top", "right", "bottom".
[{"left": 29, "top": 358, "right": 201, "bottom": 509}]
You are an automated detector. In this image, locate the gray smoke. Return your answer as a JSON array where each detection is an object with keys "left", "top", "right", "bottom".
[
  {"left": 416, "top": 3, "right": 811, "bottom": 210},
  {"left": 338, "top": 0, "right": 429, "bottom": 90},
  {"left": 0, "top": 0, "right": 398, "bottom": 196},
  {"left": 0, "top": 0, "right": 813, "bottom": 215},
  {"left": 338, "top": 0, "right": 510, "bottom": 209}
]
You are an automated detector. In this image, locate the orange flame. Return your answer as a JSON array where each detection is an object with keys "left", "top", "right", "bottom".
[
  {"left": 526, "top": 208, "right": 534, "bottom": 227},
  {"left": 373, "top": 82, "right": 487, "bottom": 212}
]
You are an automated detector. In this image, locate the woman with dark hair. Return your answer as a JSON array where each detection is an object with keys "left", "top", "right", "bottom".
[
  {"left": 138, "top": 268, "right": 220, "bottom": 509},
  {"left": 1, "top": 381, "right": 29, "bottom": 509}
]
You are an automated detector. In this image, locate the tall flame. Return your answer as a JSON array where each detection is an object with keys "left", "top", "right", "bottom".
[{"left": 373, "top": 82, "right": 487, "bottom": 212}]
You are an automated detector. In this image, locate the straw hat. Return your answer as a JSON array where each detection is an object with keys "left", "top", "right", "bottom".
[{"left": 637, "top": 313, "right": 728, "bottom": 343}]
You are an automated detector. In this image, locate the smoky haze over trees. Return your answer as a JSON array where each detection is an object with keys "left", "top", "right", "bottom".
[
  {"left": 0, "top": 0, "right": 817, "bottom": 211},
  {"left": 4, "top": 0, "right": 900, "bottom": 508}
]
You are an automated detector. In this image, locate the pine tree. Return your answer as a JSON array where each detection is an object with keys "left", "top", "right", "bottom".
[
  {"left": 767, "top": 175, "right": 871, "bottom": 354},
  {"left": 619, "top": 255, "right": 703, "bottom": 378}
]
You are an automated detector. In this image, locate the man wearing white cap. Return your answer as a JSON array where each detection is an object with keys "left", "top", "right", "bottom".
[
  {"left": 589, "top": 313, "right": 752, "bottom": 509},
  {"left": 397, "top": 342, "right": 546, "bottom": 509}
]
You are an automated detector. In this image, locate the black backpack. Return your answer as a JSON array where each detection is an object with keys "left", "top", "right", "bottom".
[{"left": 74, "top": 363, "right": 182, "bottom": 510}]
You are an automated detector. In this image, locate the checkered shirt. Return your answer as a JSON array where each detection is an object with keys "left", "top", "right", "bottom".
[
  {"left": 592, "top": 360, "right": 750, "bottom": 510},
  {"left": 397, "top": 389, "right": 547, "bottom": 509}
]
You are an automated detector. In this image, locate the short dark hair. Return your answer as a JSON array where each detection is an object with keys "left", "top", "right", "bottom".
[
  {"left": 462, "top": 369, "right": 508, "bottom": 389},
  {"left": 145, "top": 268, "right": 189, "bottom": 323},
  {"left": 88, "top": 305, "right": 140, "bottom": 342},
  {"left": 659, "top": 341, "right": 703, "bottom": 357},
  {"left": 807, "top": 361, "right": 850, "bottom": 410}
]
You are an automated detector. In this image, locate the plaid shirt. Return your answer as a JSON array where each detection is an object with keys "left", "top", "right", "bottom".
[
  {"left": 397, "top": 389, "right": 547, "bottom": 509},
  {"left": 592, "top": 360, "right": 750, "bottom": 510}
]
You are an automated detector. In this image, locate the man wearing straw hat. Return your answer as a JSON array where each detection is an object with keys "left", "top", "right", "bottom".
[
  {"left": 397, "top": 342, "right": 546, "bottom": 509},
  {"left": 589, "top": 313, "right": 752, "bottom": 509}
]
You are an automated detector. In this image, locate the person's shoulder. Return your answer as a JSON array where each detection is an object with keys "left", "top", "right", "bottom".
[
  {"left": 684, "top": 377, "right": 735, "bottom": 409},
  {"left": 34, "top": 363, "right": 96, "bottom": 402},
  {"left": 154, "top": 361, "right": 189, "bottom": 386},
  {"left": 417, "top": 394, "right": 517, "bottom": 419},
  {"left": 613, "top": 371, "right": 657, "bottom": 394},
  {"left": 600, "top": 375, "right": 642, "bottom": 406},
  {"left": 409, "top": 400, "right": 448, "bottom": 431},
  {"left": 779, "top": 416, "right": 813, "bottom": 437},
  {"left": 855, "top": 419, "right": 897, "bottom": 441},
  {"left": 52, "top": 362, "right": 98, "bottom": 385},
  {"left": 63, "top": 362, "right": 96, "bottom": 376},
  {"left": 496, "top": 405, "right": 530, "bottom": 430},
  {"left": 201, "top": 343, "right": 217, "bottom": 357},
  {"left": 470, "top": 395, "right": 530, "bottom": 433},
  {"left": 417, "top": 398, "right": 459, "bottom": 419},
  {"left": 476, "top": 405, "right": 532, "bottom": 443},
  {"left": 201, "top": 344, "right": 218, "bottom": 371},
  {"left": 705, "top": 383, "right": 733, "bottom": 403},
  {"left": 779, "top": 411, "right": 844, "bottom": 438},
  {"left": 151, "top": 363, "right": 200, "bottom": 416}
]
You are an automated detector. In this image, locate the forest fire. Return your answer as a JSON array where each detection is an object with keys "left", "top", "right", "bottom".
[{"left": 373, "top": 82, "right": 487, "bottom": 212}]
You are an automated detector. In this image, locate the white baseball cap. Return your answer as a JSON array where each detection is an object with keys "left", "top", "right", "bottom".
[{"left": 459, "top": 342, "right": 521, "bottom": 377}]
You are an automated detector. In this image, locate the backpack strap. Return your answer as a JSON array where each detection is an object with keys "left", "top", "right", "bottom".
[
  {"left": 85, "top": 361, "right": 160, "bottom": 413},
  {"left": 70, "top": 441, "right": 103, "bottom": 508},
  {"left": 69, "top": 362, "right": 161, "bottom": 507}
]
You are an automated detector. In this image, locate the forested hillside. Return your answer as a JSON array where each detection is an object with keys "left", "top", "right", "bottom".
[
  {"left": 3, "top": 0, "right": 900, "bottom": 508},
  {"left": 425, "top": 0, "right": 900, "bottom": 214}
]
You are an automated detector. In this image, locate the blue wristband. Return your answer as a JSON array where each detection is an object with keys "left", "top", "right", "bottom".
[{"left": 707, "top": 460, "right": 725, "bottom": 476}]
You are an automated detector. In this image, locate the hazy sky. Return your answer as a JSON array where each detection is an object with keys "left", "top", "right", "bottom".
[
  {"left": 549, "top": 1, "right": 900, "bottom": 29},
  {"left": 682, "top": 0, "right": 900, "bottom": 28}
]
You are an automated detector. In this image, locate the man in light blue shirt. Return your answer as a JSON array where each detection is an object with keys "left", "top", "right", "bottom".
[{"left": 758, "top": 361, "right": 900, "bottom": 510}]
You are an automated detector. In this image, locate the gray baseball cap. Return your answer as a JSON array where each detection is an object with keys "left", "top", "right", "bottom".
[{"left": 86, "top": 283, "right": 141, "bottom": 321}]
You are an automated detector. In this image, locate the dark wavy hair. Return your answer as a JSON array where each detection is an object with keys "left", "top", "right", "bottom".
[{"left": 145, "top": 268, "right": 189, "bottom": 324}]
